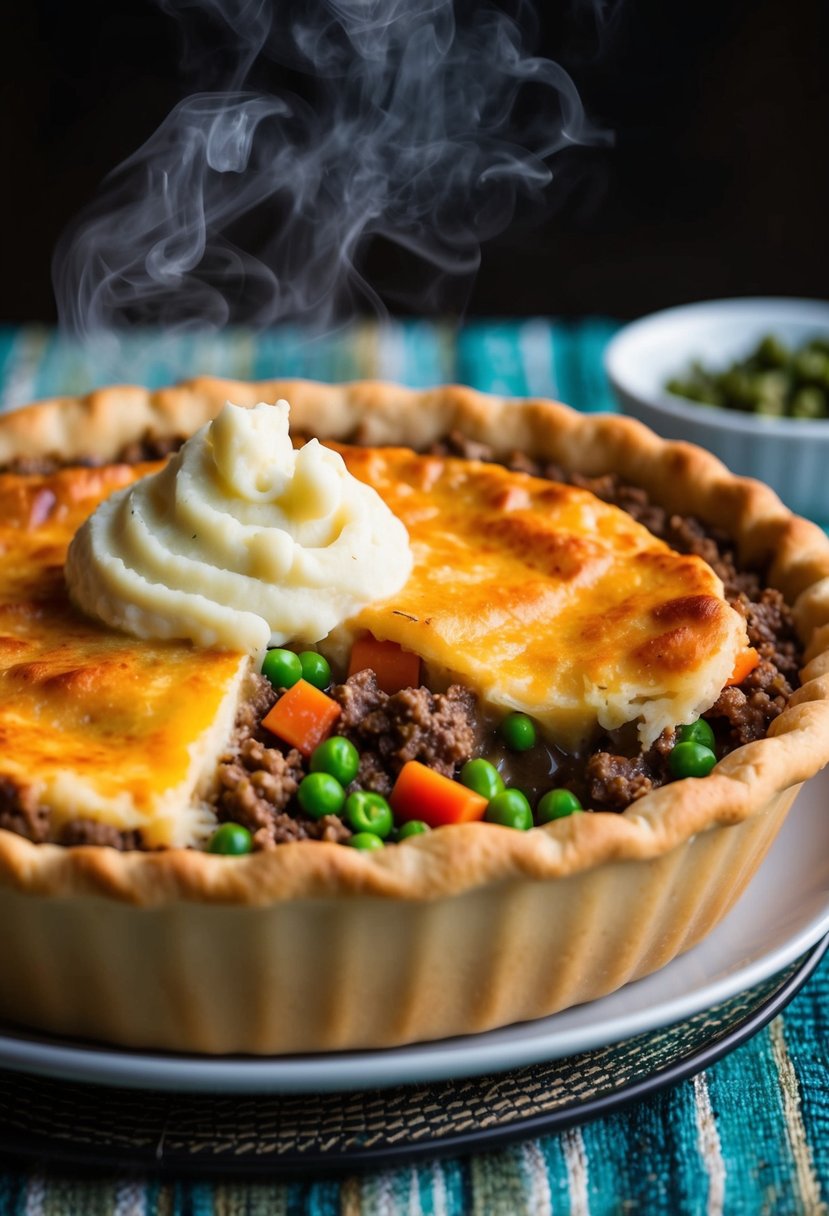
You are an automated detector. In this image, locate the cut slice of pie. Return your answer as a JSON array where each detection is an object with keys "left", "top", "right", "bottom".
[{"left": 0, "top": 464, "right": 248, "bottom": 848}]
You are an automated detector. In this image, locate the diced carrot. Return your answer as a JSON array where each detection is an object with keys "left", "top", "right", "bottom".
[
  {"left": 261, "top": 679, "right": 341, "bottom": 757},
  {"left": 348, "top": 635, "right": 422, "bottom": 695},
  {"left": 390, "top": 760, "right": 488, "bottom": 828},
  {"left": 725, "top": 647, "right": 761, "bottom": 687}
]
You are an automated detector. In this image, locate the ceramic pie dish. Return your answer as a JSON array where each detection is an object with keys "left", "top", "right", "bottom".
[{"left": 1, "top": 377, "right": 829, "bottom": 1055}]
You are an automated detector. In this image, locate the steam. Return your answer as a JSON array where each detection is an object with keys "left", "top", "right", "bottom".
[{"left": 53, "top": 0, "right": 610, "bottom": 336}]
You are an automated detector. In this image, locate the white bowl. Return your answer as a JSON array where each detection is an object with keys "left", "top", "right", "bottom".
[{"left": 604, "top": 298, "right": 829, "bottom": 522}]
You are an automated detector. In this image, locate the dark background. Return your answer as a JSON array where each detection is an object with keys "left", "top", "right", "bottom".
[{"left": 3, "top": 0, "right": 828, "bottom": 324}]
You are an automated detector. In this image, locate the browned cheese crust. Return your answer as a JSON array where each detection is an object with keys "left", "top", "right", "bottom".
[
  {"left": 0, "top": 463, "right": 249, "bottom": 849},
  {"left": 337, "top": 444, "right": 747, "bottom": 751},
  {"left": 0, "top": 379, "right": 828, "bottom": 906}
]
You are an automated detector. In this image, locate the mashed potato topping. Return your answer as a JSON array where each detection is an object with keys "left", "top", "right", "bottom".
[{"left": 65, "top": 400, "right": 412, "bottom": 655}]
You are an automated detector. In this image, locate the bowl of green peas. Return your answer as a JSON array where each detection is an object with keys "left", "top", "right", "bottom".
[{"left": 604, "top": 298, "right": 829, "bottom": 522}]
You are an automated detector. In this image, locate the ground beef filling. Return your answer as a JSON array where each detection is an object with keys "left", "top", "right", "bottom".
[
  {"left": 0, "top": 434, "right": 187, "bottom": 477},
  {"left": 214, "top": 675, "right": 352, "bottom": 849},
  {"left": 209, "top": 671, "right": 481, "bottom": 848},
  {"left": 0, "top": 430, "right": 803, "bottom": 848},
  {"left": 331, "top": 671, "right": 480, "bottom": 797},
  {"left": 0, "top": 777, "right": 142, "bottom": 850}
]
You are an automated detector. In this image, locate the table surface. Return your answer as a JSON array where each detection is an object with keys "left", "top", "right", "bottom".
[{"left": 1, "top": 320, "right": 828, "bottom": 1216}]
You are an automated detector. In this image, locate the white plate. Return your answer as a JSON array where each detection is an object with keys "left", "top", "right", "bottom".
[{"left": 2, "top": 770, "right": 828, "bottom": 1094}]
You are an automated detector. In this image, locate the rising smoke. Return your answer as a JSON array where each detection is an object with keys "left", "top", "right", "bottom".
[{"left": 53, "top": 0, "right": 611, "bottom": 337}]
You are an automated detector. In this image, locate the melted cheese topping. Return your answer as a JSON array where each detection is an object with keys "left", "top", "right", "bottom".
[
  {"left": 338, "top": 447, "right": 748, "bottom": 750},
  {"left": 0, "top": 466, "right": 248, "bottom": 847},
  {"left": 0, "top": 445, "right": 748, "bottom": 848}
]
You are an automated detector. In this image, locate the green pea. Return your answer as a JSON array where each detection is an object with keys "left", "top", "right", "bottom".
[
  {"left": 667, "top": 377, "right": 723, "bottom": 408},
  {"left": 756, "top": 335, "right": 789, "bottom": 368},
  {"left": 499, "top": 712, "right": 537, "bottom": 752},
  {"left": 676, "top": 719, "right": 716, "bottom": 751},
  {"left": 754, "top": 371, "right": 788, "bottom": 417},
  {"left": 348, "top": 831, "right": 385, "bottom": 851},
  {"left": 344, "top": 790, "right": 393, "bottom": 839},
  {"left": 261, "top": 648, "right": 302, "bottom": 690},
  {"left": 719, "top": 369, "right": 758, "bottom": 410},
  {"left": 667, "top": 333, "right": 829, "bottom": 418},
  {"left": 536, "top": 788, "right": 583, "bottom": 823},
  {"left": 396, "top": 819, "right": 431, "bottom": 841},
  {"left": 791, "top": 387, "right": 826, "bottom": 419},
  {"left": 669, "top": 741, "right": 717, "bottom": 780},
  {"left": 485, "top": 789, "right": 533, "bottom": 830},
  {"left": 298, "top": 651, "right": 332, "bottom": 690},
  {"left": 459, "top": 758, "right": 505, "bottom": 800},
  {"left": 310, "top": 736, "right": 360, "bottom": 786},
  {"left": 793, "top": 349, "right": 829, "bottom": 383},
  {"left": 207, "top": 822, "right": 253, "bottom": 855},
  {"left": 297, "top": 771, "right": 346, "bottom": 819}
]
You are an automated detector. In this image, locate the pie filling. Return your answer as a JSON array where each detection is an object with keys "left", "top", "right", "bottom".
[{"left": 0, "top": 427, "right": 800, "bottom": 852}]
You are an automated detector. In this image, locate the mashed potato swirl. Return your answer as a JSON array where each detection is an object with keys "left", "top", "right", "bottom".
[{"left": 66, "top": 400, "right": 413, "bottom": 655}]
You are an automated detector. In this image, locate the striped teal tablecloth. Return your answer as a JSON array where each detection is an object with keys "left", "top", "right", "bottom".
[
  {"left": 0, "top": 320, "right": 619, "bottom": 413},
  {"left": 0, "top": 321, "right": 827, "bottom": 1216}
]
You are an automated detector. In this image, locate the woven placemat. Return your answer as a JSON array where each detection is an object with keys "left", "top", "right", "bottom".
[{"left": 0, "top": 937, "right": 824, "bottom": 1178}]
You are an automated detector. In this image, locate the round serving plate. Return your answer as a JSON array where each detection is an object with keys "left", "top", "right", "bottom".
[
  {"left": 0, "top": 768, "right": 828, "bottom": 1098},
  {"left": 0, "top": 937, "right": 825, "bottom": 1176}
]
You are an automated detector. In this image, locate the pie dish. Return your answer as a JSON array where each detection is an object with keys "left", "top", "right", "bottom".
[{"left": 1, "top": 377, "right": 829, "bottom": 1055}]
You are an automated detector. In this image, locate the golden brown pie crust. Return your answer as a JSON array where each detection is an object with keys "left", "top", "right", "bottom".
[{"left": 0, "top": 378, "right": 828, "bottom": 1052}]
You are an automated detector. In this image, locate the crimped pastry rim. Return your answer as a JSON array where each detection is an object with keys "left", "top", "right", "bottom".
[{"left": 1, "top": 376, "right": 829, "bottom": 907}]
